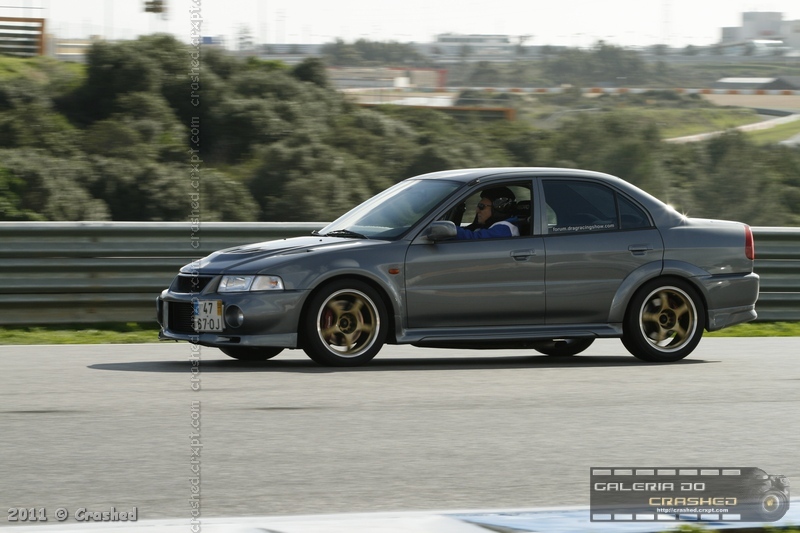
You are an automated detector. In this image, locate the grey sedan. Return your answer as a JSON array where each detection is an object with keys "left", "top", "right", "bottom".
[{"left": 157, "top": 168, "right": 759, "bottom": 366}]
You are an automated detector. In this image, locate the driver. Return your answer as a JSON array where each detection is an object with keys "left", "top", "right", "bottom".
[{"left": 456, "top": 187, "right": 520, "bottom": 239}]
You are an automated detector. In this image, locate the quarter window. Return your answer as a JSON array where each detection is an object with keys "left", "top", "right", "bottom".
[{"left": 618, "top": 195, "right": 652, "bottom": 229}]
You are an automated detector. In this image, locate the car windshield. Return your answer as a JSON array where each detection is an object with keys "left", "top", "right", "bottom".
[{"left": 315, "top": 179, "right": 462, "bottom": 239}]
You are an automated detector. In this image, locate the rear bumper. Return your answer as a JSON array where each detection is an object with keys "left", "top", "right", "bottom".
[{"left": 702, "top": 272, "right": 760, "bottom": 331}]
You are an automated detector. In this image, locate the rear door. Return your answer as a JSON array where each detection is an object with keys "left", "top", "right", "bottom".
[{"left": 539, "top": 178, "right": 664, "bottom": 324}]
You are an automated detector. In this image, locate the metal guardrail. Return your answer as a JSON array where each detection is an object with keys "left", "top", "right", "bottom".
[
  {"left": 0, "top": 222, "right": 322, "bottom": 325},
  {"left": 0, "top": 222, "right": 797, "bottom": 325},
  {"left": 747, "top": 227, "right": 800, "bottom": 321}
]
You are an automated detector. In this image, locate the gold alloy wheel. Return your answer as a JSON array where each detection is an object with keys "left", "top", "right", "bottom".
[
  {"left": 638, "top": 286, "right": 698, "bottom": 352},
  {"left": 316, "top": 289, "right": 380, "bottom": 358}
]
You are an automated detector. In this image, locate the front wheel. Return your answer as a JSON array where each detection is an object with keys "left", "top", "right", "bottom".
[
  {"left": 219, "top": 346, "right": 283, "bottom": 361},
  {"left": 302, "top": 279, "right": 388, "bottom": 367},
  {"left": 531, "top": 338, "right": 594, "bottom": 356},
  {"left": 622, "top": 278, "right": 705, "bottom": 362}
]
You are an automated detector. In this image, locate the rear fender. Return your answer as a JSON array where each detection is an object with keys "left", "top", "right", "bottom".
[{"left": 607, "top": 261, "right": 663, "bottom": 323}]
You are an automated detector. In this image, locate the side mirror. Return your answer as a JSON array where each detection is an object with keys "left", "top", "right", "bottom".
[{"left": 427, "top": 220, "right": 457, "bottom": 242}]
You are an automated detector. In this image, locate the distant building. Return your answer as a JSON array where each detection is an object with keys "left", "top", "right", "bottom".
[
  {"left": 0, "top": 16, "right": 45, "bottom": 57},
  {"left": 712, "top": 77, "right": 800, "bottom": 90},
  {"left": 785, "top": 20, "right": 800, "bottom": 52},
  {"left": 201, "top": 35, "right": 226, "bottom": 48},
  {"left": 327, "top": 67, "right": 446, "bottom": 89},
  {"left": 421, "top": 34, "right": 517, "bottom": 60},
  {"left": 720, "top": 11, "right": 800, "bottom": 54},
  {"left": 741, "top": 12, "right": 782, "bottom": 40},
  {"left": 52, "top": 36, "right": 102, "bottom": 62}
]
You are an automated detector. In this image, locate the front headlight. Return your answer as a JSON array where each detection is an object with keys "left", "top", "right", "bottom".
[{"left": 218, "top": 275, "right": 284, "bottom": 292}]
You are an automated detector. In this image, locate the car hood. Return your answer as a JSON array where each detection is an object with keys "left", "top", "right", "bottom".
[{"left": 182, "top": 236, "right": 390, "bottom": 274}]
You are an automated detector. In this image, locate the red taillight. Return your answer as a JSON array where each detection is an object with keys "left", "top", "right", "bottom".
[{"left": 745, "top": 225, "right": 755, "bottom": 260}]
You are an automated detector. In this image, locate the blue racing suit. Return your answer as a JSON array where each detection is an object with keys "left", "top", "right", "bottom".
[{"left": 456, "top": 218, "right": 520, "bottom": 239}]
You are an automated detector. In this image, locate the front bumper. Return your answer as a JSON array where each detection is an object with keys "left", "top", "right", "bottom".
[{"left": 157, "top": 288, "right": 307, "bottom": 348}]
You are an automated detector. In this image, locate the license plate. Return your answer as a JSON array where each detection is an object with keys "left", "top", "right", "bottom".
[{"left": 193, "top": 300, "right": 223, "bottom": 332}]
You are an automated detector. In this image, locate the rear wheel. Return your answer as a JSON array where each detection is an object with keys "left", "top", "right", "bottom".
[
  {"left": 755, "top": 490, "right": 789, "bottom": 521},
  {"left": 531, "top": 338, "right": 594, "bottom": 356},
  {"left": 302, "top": 279, "right": 388, "bottom": 367},
  {"left": 219, "top": 346, "right": 283, "bottom": 361},
  {"left": 622, "top": 278, "right": 705, "bottom": 362}
]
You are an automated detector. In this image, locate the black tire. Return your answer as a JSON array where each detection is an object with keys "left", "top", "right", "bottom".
[
  {"left": 219, "top": 346, "right": 283, "bottom": 361},
  {"left": 302, "top": 279, "right": 388, "bottom": 367},
  {"left": 531, "top": 338, "right": 594, "bottom": 356},
  {"left": 755, "top": 490, "right": 790, "bottom": 521},
  {"left": 622, "top": 278, "right": 705, "bottom": 362}
]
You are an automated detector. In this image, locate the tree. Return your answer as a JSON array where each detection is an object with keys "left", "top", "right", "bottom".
[
  {"left": 78, "top": 40, "right": 161, "bottom": 122},
  {"left": 0, "top": 149, "right": 109, "bottom": 221},
  {"left": 0, "top": 78, "right": 81, "bottom": 156},
  {"left": 321, "top": 38, "right": 426, "bottom": 66},
  {"left": 291, "top": 58, "right": 329, "bottom": 88},
  {"left": 683, "top": 45, "right": 699, "bottom": 56}
]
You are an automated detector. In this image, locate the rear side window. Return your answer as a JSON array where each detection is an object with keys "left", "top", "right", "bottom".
[
  {"left": 618, "top": 195, "right": 652, "bottom": 229},
  {"left": 543, "top": 180, "right": 652, "bottom": 234}
]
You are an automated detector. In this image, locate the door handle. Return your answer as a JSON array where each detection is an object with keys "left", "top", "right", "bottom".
[
  {"left": 628, "top": 244, "right": 653, "bottom": 255},
  {"left": 511, "top": 249, "right": 535, "bottom": 261}
]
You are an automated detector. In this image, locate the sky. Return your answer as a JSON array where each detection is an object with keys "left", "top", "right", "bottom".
[{"left": 3, "top": 0, "right": 800, "bottom": 48}]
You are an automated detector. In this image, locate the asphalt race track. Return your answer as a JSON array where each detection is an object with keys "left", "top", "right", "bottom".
[{"left": 1, "top": 338, "right": 797, "bottom": 525}]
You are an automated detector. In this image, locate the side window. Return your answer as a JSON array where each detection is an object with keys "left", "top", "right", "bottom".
[
  {"left": 446, "top": 183, "right": 533, "bottom": 237},
  {"left": 543, "top": 180, "right": 618, "bottom": 234},
  {"left": 618, "top": 195, "right": 652, "bottom": 229}
]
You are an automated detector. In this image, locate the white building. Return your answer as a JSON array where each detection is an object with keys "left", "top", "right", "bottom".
[
  {"left": 428, "top": 34, "right": 516, "bottom": 59},
  {"left": 721, "top": 11, "right": 800, "bottom": 53}
]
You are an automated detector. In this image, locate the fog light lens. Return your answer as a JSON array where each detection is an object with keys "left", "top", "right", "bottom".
[{"left": 225, "top": 305, "right": 244, "bottom": 328}]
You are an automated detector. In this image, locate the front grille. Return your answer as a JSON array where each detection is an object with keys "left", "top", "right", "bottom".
[
  {"left": 173, "top": 275, "right": 214, "bottom": 294},
  {"left": 168, "top": 302, "right": 196, "bottom": 334}
]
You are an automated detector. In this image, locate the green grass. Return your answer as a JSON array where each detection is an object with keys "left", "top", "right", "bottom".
[
  {"left": 0, "top": 55, "right": 84, "bottom": 80},
  {"left": 0, "top": 323, "right": 160, "bottom": 345},
  {"left": 0, "top": 321, "right": 797, "bottom": 345},
  {"left": 674, "top": 526, "right": 800, "bottom": 533},
  {"left": 705, "top": 321, "right": 800, "bottom": 337},
  {"left": 744, "top": 118, "right": 800, "bottom": 144},
  {"left": 522, "top": 92, "right": 762, "bottom": 138},
  {"left": 653, "top": 107, "right": 760, "bottom": 138}
]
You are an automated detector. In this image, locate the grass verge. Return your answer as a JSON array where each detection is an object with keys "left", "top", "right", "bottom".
[
  {"left": 0, "top": 322, "right": 797, "bottom": 345},
  {"left": 705, "top": 321, "right": 800, "bottom": 337},
  {"left": 744, "top": 118, "right": 800, "bottom": 144},
  {"left": 0, "top": 323, "right": 160, "bottom": 345}
]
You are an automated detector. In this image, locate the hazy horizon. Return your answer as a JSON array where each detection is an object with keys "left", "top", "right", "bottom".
[{"left": 2, "top": 0, "right": 800, "bottom": 49}]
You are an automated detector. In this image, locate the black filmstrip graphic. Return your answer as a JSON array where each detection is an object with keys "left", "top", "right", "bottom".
[{"left": 590, "top": 467, "right": 790, "bottom": 522}]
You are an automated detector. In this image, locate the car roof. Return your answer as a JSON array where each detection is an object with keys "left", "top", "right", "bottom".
[
  {"left": 410, "top": 167, "right": 682, "bottom": 226},
  {"left": 410, "top": 167, "right": 620, "bottom": 184}
]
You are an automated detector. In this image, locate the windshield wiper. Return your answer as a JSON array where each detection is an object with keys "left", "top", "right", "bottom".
[{"left": 322, "top": 229, "right": 368, "bottom": 239}]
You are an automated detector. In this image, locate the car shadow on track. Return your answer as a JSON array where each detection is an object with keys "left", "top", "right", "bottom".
[{"left": 89, "top": 354, "right": 713, "bottom": 373}]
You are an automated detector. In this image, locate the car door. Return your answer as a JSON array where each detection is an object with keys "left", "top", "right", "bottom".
[
  {"left": 404, "top": 182, "right": 545, "bottom": 328},
  {"left": 539, "top": 178, "right": 664, "bottom": 324}
]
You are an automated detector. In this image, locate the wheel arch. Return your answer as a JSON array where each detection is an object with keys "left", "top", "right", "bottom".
[
  {"left": 609, "top": 262, "right": 711, "bottom": 330},
  {"left": 620, "top": 273, "right": 711, "bottom": 333},
  {"left": 297, "top": 273, "right": 399, "bottom": 347}
]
